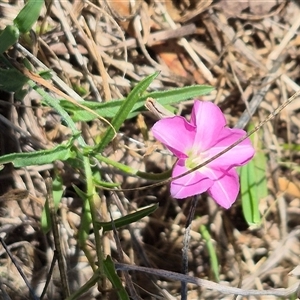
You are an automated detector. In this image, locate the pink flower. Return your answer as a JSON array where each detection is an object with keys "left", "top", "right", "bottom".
[{"left": 151, "top": 100, "right": 255, "bottom": 209}]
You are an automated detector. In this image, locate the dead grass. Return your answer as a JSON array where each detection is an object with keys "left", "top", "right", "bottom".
[{"left": 1, "top": 0, "right": 300, "bottom": 299}]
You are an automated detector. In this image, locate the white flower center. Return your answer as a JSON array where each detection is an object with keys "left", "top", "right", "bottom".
[{"left": 185, "top": 148, "right": 208, "bottom": 169}]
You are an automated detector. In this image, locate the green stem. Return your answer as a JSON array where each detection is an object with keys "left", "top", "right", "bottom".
[
  {"left": 95, "top": 153, "right": 172, "bottom": 181},
  {"left": 66, "top": 271, "right": 100, "bottom": 300},
  {"left": 83, "top": 155, "right": 104, "bottom": 276},
  {"left": 28, "top": 80, "right": 86, "bottom": 147},
  {"left": 32, "top": 76, "right": 104, "bottom": 287}
]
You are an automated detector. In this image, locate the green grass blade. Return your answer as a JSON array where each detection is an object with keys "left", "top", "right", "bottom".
[
  {"left": 41, "top": 173, "right": 64, "bottom": 233},
  {"left": 66, "top": 272, "right": 101, "bottom": 300},
  {"left": 240, "top": 160, "right": 261, "bottom": 226},
  {"left": 95, "top": 153, "right": 171, "bottom": 181},
  {"left": 72, "top": 184, "right": 92, "bottom": 245},
  {"left": 28, "top": 80, "right": 86, "bottom": 146},
  {"left": 13, "top": 0, "right": 44, "bottom": 33},
  {"left": 0, "top": 139, "right": 76, "bottom": 167},
  {"left": 96, "top": 204, "right": 158, "bottom": 232},
  {"left": 240, "top": 123, "right": 267, "bottom": 226},
  {"left": 60, "top": 84, "right": 214, "bottom": 122},
  {"left": 0, "top": 67, "right": 29, "bottom": 91},
  {"left": 200, "top": 225, "right": 219, "bottom": 282},
  {"left": 0, "top": 25, "right": 20, "bottom": 54},
  {"left": 93, "top": 178, "right": 120, "bottom": 188},
  {"left": 96, "top": 72, "right": 159, "bottom": 151},
  {"left": 103, "top": 256, "right": 130, "bottom": 300}
]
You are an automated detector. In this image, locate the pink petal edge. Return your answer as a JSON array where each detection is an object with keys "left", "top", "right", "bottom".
[
  {"left": 191, "top": 101, "right": 227, "bottom": 151},
  {"left": 170, "top": 159, "right": 213, "bottom": 199},
  {"left": 205, "top": 127, "right": 255, "bottom": 169},
  {"left": 152, "top": 116, "right": 195, "bottom": 158},
  {"left": 206, "top": 168, "right": 240, "bottom": 209}
]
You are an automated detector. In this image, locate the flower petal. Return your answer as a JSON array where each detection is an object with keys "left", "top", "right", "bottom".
[
  {"left": 205, "top": 127, "right": 255, "bottom": 169},
  {"left": 152, "top": 116, "right": 195, "bottom": 158},
  {"left": 206, "top": 168, "right": 240, "bottom": 209},
  {"left": 170, "top": 159, "right": 213, "bottom": 198},
  {"left": 191, "top": 101, "right": 227, "bottom": 151}
]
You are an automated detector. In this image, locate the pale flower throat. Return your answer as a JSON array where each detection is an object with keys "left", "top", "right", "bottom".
[{"left": 185, "top": 148, "right": 209, "bottom": 170}]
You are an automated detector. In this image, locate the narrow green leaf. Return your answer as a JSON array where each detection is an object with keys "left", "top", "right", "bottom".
[
  {"left": 104, "top": 256, "right": 130, "bottom": 300},
  {"left": 96, "top": 204, "right": 158, "bottom": 232},
  {"left": 0, "top": 25, "right": 20, "bottom": 54},
  {"left": 0, "top": 140, "right": 76, "bottom": 167},
  {"left": 60, "top": 84, "right": 214, "bottom": 122},
  {"left": 41, "top": 198, "right": 51, "bottom": 234},
  {"left": 72, "top": 184, "right": 88, "bottom": 200},
  {"left": 72, "top": 184, "right": 92, "bottom": 245},
  {"left": 79, "top": 210, "right": 91, "bottom": 245},
  {"left": 66, "top": 272, "right": 100, "bottom": 300},
  {"left": 240, "top": 123, "right": 267, "bottom": 226},
  {"left": 93, "top": 178, "right": 120, "bottom": 188},
  {"left": 145, "top": 85, "right": 213, "bottom": 103},
  {"left": 200, "top": 224, "right": 219, "bottom": 282},
  {"left": 13, "top": 0, "right": 44, "bottom": 33},
  {"left": 41, "top": 173, "right": 64, "bottom": 233},
  {"left": 0, "top": 68, "right": 28, "bottom": 92},
  {"left": 28, "top": 80, "right": 86, "bottom": 147},
  {"left": 240, "top": 161, "right": 260, "bottom": 225},
  {"left": 97, "top": 72, "right": 159, "bottom": 151},
  {"left": 95, "top": 153, "right": 171, "bottom": 181}
]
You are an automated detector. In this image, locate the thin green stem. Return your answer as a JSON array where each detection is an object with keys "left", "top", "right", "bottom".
[
  {"left": 27, "top": 80, "right": 86, "bottom": 147},
  {"left": 82, "top": 155, "right": 104, "bottom": 280},
  {"left": 66, "top": 271, "right": 100, "bottom": 300},
  {"left": 95, "top": 153, "right": 172, "bottom": 181}
]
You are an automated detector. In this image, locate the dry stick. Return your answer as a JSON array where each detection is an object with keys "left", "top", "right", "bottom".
[
  {"left": 102, "top": 23, "right": 196, "bottom": 50},
  {"left": 132, "top": 16, "right": 189, "bottom": 85},
  {"left": 210, "top": 12, "right": 265, "bottom": 70},
  {"left": 114, "top": 263, "right": 300, "bottom": 297},
  {"left": 64, "top": 2, "right": 112, "bottom": 101},
  {"left": 15, "top": 43, "right": 83, "bottom": 102},
  {"left": 0, "top": 241, "right": 33, "bottom": 257},
  {"left": 45, "top": 178, "right": 70, "bottom": 298},
  {"left": 268, "top": 15, "right": 300, "bottom": 62},
  {"left": 107, "top": 208, "right": 142, "bottom": 300},
  {"left": 157, "top": 1, "right": 215, "bottom": 85},
  {"left": 54, "top": 0, "right": 101, "bottom": 101},
  {"left": 84, "top": 0, "right": 129, "bottom": 79},
  {"left": 132, "top": 16, "right": 165, "bottom": 70},
  {"left": 105, "top": 175, "right": 156, "bottom": 294},
  {"left": 240, "top": 228, "right": 300, "bottom": 290},
  {"left": 181, "top": 195, "right": 199, "bottom": 300},
  {"left": 234, "top": 10, "right": 300, "bottom": 130},
  {"left": 40, "top": 253, "right": 57, "bottom": 300},
  {"left": 0, "top": 113, "right": 47, "bottom": 150},
  {"left": 10, "top": 56, "right": 116, "bottom": 138},
  {"left": 235, "top": 57, "right": 288, "bottom": 130},
  {"left": 0, "top": 238, "right": 39, "bottom": 300},
  {"left": 178, "top": 0, "right": 212, "bottom": 23}
]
